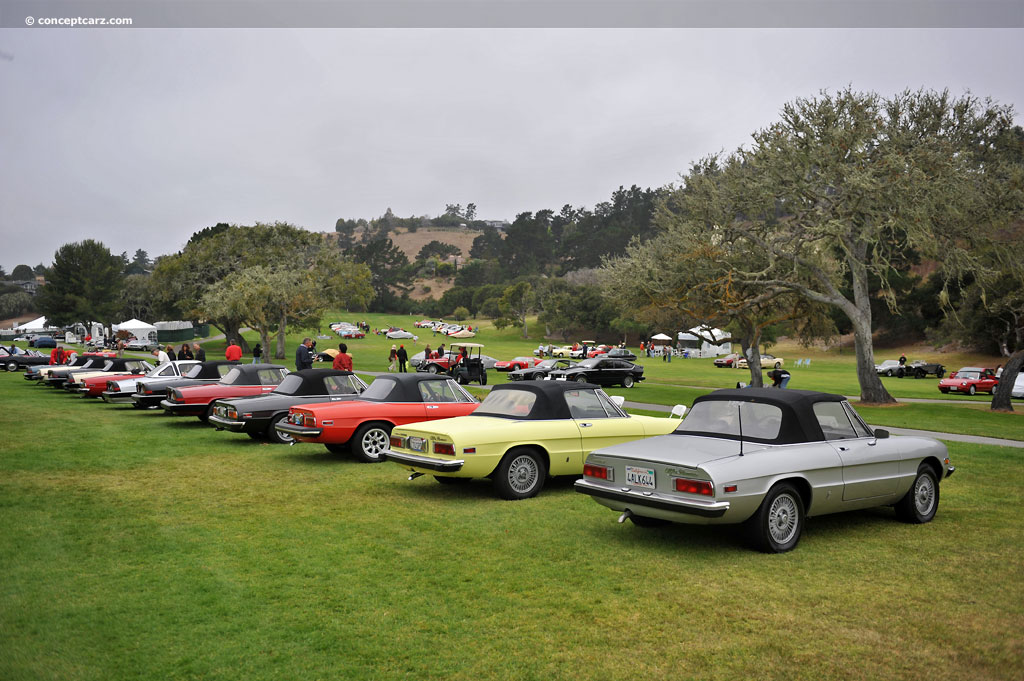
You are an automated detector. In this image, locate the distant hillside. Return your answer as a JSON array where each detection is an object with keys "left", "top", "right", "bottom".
[{"left": 387, "top": 227, "right": 485, "bottom": 261}]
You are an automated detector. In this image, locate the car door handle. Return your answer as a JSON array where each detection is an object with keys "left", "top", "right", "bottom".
[
  {"left": 580, "top": 422, "right": 592, "bottom": 427},
  {"left": 838, "top": 446, "right": 849, "bottom": 451},
  {"left": 426, "top": 405, "right": 439, "bottom": 409}
]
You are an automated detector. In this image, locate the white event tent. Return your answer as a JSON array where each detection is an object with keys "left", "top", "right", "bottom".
[
  {"left": 14, "top": 316, "right": 50, "bottom": 332},
  {"left": 112, "top": 318, "right": 158, "bottom": 344},
  {"left": 677, "top": 327, "right": 732, "bottom": 357}
]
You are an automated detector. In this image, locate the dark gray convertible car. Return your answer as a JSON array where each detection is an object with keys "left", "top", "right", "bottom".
[
  {"left": 209, "top": 369, "right": 369, "bottom": 444},
  {"left": 575, "top": 388, "right": 954, "bottom": 552}
]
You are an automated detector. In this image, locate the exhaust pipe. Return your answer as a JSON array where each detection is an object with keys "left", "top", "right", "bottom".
[
  {"left": 617, "top": 509, "right": 633, "bottom": 524},
  {"left": 408, "top": 472, "right": 424, "bottom": 481}
]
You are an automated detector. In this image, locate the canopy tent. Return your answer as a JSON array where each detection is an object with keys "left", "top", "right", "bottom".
[
  {"left": 14, "top": 316, "right": 49, "bottom": 332},
  {"left": 112, "top": 318, "right": 158, "bottom": 344},
  {"left": 677, "top": 327, "right": 732, "bottom": 357},
  {"left": 650, "top": 333, "right": 673, "bottom": 342}
]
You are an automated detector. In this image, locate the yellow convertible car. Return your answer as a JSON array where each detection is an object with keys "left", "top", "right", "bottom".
[{"left": 383, "top": 381, "right": 686, "bottom": 499}]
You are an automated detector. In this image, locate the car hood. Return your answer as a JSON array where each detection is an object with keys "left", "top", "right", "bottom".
[{"left": 588, "top": 433, "right": 761, "bottom": 468}]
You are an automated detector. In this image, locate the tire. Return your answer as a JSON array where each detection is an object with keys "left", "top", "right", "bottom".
[
  {"left": 968, "top": 385, "right": 976, "bottom": 395},
  {"left": 493, "top": 448, "right": 547, "bottom": 500},
  {"left": 897, "top": 368, "right": 905, "bottom": 378},
  {"left": 894, "top": 464, "right": 939, "bottom": 523},
  {"left": 937, "top": 369, "right": 945, "bottom": 379},
  {"left": 266, "top": 413, "right": 294, "bottom": 444},
  {"left": 199, "top": 403, "right": 215, "bottom": 423},
  {"left": 886, "top": 369, "right": 893, "bottom": 377},
  {"left": 351, "top": 422, "right": 392, "bottom": 463},
  {"left": 325, "top": 443, "right": 348, "bottom": 454},
  {"left": 746, "top": 482, "right": 804, "bottom": 553},
  {"left": 480, "top": 371, "right": 487, "bottom": 386},
  {"left": 939, "top": 388, "right": 949, "bottom": 394},
  {"left": 914, "top": 369, "right": 924, "bottom": 379},
  {"left": 6, "top": 361, "right": 17, "bottom": 372},
  {"left": 775, "top": 362, "right": 782, "bottom": 369},
  {"left": 426, "top": 364, "right": 439, "bottom": 374},
  {"left": 456, "top": 374, "right": 466, "bottom": 385},
  {"left": 622, "top": 375, "right": 635, "bottom": 388},
  {"left": 576, "top": 375, "right": 588, "bottom": 384},
  {"left": 434, "top": 476, "right": 471, "bottom": 485},
  {"left": 629, "top": 514, "right": 670, "bottom": 527}
]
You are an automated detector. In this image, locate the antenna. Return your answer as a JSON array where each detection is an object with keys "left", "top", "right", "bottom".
[{"left": 731, "top": 400, "right": 744, "bottom": 456}]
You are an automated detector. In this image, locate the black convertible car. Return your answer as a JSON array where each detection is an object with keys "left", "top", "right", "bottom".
[
  {"left": 209, "top": 369, "right": 369, "bottom": 443},
  {"left": 508, "top": 358, "right": 578, "bottom": 381},
  {"left": 547, "top": 357, "right": 645, "bottom": 388},
  {"left": 131, "top": 360, "right": 240, "bottom": 409},
  {"left": 2, "top": 346, "right": 50, "bottom": 372}
]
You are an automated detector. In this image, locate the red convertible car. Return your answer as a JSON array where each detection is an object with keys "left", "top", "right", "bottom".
[
  {"left": 275, "top": 373, "right": 480, "bottom": 462},
  {"left": 494, "top": 356, "right": 542, "bottom": 372},
  {"left": 159, "top": 363, "right": 290, "bottom": 421},
  {"left": 938, "top": 367, "right": 999, "bottom": 395}
]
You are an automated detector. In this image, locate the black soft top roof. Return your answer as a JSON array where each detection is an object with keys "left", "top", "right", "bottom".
[
  {"left": 276, "top": 368, "right": 358, "bottom": 396},
  {"left": 363, "top": 373, "right": 466, "bottom": 402},
  {"left": 479, "top": 380, "right": 603, "bottom": 420},
  {"left": 688, "top": 388, "right": 848, "bottom": 444}
]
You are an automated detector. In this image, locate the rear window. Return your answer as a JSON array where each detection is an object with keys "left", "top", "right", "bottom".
[
  {"left": 676, "top": 400, "right": 783, "bottom": 441},
  {"left": 360, "top": 377, "right": 400, "bottom": 401},
  {"left": 476, "top": 390, "right": 538, "bottom": 418}
]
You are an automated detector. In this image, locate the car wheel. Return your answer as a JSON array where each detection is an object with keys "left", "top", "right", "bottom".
[
  {"left": 434, "top": 476, "right": 471, "bottom": 485},
  {"left": 575, "top": 375, "right": 588, "bottom": 384},
  {"left": 6, "top": 361, "right": 17, "bottom": 372},
  {"left": 937, "top": 369, "right": 945, "bottom": 378},
  {"left": 897, "top": 368, "right": 905, "bottom": 378},
  {"left": 894, "top": 464, "right": 939, "bottom": 523},
  {"left": 629, "top": 514, "right": 670, "bottom": 528},
  {"left": 325, "top": 443, "right": 348, "bottom": 454},
  {"left": 968, "top": 385, "right": 976, "bottom": 395},
  {"left": 939, "top": 388, "right": 949, "bottom": 393},
  {"left": 622, "top": 375, "right": 635, "bottom": 388},
  {"left": 914, "top": 369, "right": 924, "bottom": 379},
  {"left": 886, "top": 369, "right": 893, "bottom": 377},
  {"left": 199, "top": 403, "right": 216, "bottom": 423},
  {"left": 493, "top": 448, "right": 547, "bottom": 500},
  {"left": 266, "top": 413, "right": 294, "bottom": 444},
  {"left": 746, "top": 482, "right": 804, "bottom": 553},
  {"left": 426, "top": 364, "right": 439, "bottom": 374},
  {"left": 775, "top": 362, "right": 782, "bottom": 369},
  {"left": 480, "top": 371, "right": 487, "bottom": 386},
  {"left": 351, "top": 422, "right": 392, "bottom": 463}
]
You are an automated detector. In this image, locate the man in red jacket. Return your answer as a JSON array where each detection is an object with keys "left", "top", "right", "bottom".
[
  {"left": 225, "top": 339, "right": 242, "bottom": 361},
  {"left": 49, "top": 345, "right": 66, "bottom": 365}
]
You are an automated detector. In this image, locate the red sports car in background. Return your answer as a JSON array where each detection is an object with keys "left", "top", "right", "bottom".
[
  {"left": 938, "top": 367, "right": 999, "bottom": 395},
  {"left": 494, "top": 356, "right": 543, "bottom": 372},
  {"left": 276, "top": 373, "right": 480, "bottom": 462},
  {"left": 714, "top": 353, "right": 740, "bottom": 368},
  {"left": 160, "top": 363, "right": 290, "bottom": 421}
]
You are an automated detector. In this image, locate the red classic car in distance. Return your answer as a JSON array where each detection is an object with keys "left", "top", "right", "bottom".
[
  {"left": 714, "top": 353, "right": 740, "bottom": 368},
  {"left": 160, "top": 364, "right": 289, "bottom": 421},
  {"left": 494, "top": 356, "right": 543, "bottom": 372},
  {"left": 276, "top": 373, "right": 480, "bottom": 462},
  {"left": 938, "top": 367, "right": 998, "bottom": 395}
]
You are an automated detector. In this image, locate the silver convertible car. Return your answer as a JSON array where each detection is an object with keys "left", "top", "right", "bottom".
[{"left": 575, "top": 388, "right": 955, "bottom": 552}]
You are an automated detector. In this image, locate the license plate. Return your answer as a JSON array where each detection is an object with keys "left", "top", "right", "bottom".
[
  {"left": 625, "top": 465, "right": 656, "bottom": 489},
  {"left": 409, "top": 437, "right": 425, "bottom": 452}
]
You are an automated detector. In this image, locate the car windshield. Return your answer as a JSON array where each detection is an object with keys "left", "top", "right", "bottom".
[
  {"left": 675, "top": 400, "right": 783, "bottom": 440},
  {"left": 957, "top": 371, "right": 982, "bottom": 380},
  {"left": 475, "top": 390, "right": 538, "bottom": 418},
  {"left": 536, "top": 360, "right": 560, "bottom": 369}
]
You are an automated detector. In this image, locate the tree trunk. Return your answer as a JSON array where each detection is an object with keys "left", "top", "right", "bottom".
[
  {"left": 260, "top": 329, "right": 271, "bottom": 364},
  {"left": 991, "top": 349, "right": 1023, "bottom": 412},
  {"left": 851, "top": 312, "right": 895, "bottom": 404},
  {"left": 275, "top": 313, "right": 287, "bottom": 359}
]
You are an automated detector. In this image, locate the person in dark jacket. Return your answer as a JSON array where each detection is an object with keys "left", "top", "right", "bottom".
[
  {"left": 397, "top": 345, "right": 409, "bottom": 373},
  {"left": 165, "top": 344, "right": 177, "bottom": 362},
  {"left": 192, "top": 343, "right": 206, "bottom": 362},
  {"left": 179, "top": 343, "right": 193, "bottom": 360},
  {"left": 252, "top": 343, "right": 262, "bottom": 365},
  {"left": 295, "top": 337, "right": 314, "bottom": 371}
]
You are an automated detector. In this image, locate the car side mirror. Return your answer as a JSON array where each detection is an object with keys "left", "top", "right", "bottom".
[
  {"left": 670, "top": 404, "right": 687, "bottom": 418},
  {"left": 873, "top": 428, "right": 890, "bottom": 439},
  {"left": 609, "top": 395, "right": 625, "bottom": 408}
]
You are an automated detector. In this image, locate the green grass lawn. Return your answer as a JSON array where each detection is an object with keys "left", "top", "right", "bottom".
[{"left": 1, "top": 369, "right": 1022, "bottom": 681}]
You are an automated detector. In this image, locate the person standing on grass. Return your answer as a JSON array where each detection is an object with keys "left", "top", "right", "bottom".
[
  {"left": 388, "top": 345, "right": 398, "bottom": 372},
  {"left": 252, "top": 343, "right": 262, "bottom": 364},
  {"left": 193, "top": 343, "right": 206, "bottom": 362},
  {"left": 397, "top": 344, "right": 409, "bottom": 373},
  {"left": 225, "top": 339, "right": 242, "bottom": 361},
  {"left": 333, "top": 343, "right": 353, "bottom": 371},
  {"left": 179, "top": 343, "right": 193, "bottom": 360},
  {"left": 295, "top": 337, "right": 314, "bottom": 371},
  {"left": 166, "top": 344, "right": 177, "bottom": 362}
]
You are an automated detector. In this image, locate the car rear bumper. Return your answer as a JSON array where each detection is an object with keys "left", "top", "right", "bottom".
[
  {"left": 946, "top": 465, "right": 956, "bottom": 478},
  {"left": 382, "top": 450, "right": 465, "bottom": 472},
  {"left": 159, "top": 399, "right": 204, "bottom": 416},
  {"left": 275, "top": 423, "right": 324, "bottom": 438},
  {"left": 102, "top": 391, "right": 134, "bottom": 403},
  {"left": 208, "top": 415, "right": 248, "bottom": 432},
  {"left": 574, "top": 478, "right": 730, "bottom": 519}
]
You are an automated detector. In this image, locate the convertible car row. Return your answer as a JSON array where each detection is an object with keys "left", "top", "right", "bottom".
[{"left": 9, "top": 356, "right": 954, "bottom": 552}]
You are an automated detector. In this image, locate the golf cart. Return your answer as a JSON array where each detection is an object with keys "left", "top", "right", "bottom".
[{"left": 449, "top": 342, "right": 487, "bottom": 385}]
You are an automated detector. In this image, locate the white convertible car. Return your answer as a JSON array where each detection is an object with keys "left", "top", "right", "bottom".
[{"left": 575, "top": 388, "right": 954, "bottom": 553}]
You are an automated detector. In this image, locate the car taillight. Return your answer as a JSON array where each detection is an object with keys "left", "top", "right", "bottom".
[
  {"left": 390, "top": 435, "right": 406, "bottom": 448},
  {"left": 584, "top": 463, "right": 612, "bottom": 481},
  {"left": 302, "top": 415, "right": 316, "bottom": 427},
  {"left": 170, "top": 390, "right": 183, "bottom": 401},
  {"left": 433, "top": 443, "right": 455, "bottom": 456},
  {"left": 673, "top": 478, "right": 714, "bottom": 496},
  {"left": 110, "top": 384, "right": 120, "bottom": 392}
]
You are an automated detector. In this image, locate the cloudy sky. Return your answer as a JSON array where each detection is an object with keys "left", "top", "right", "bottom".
[{"left": 1, "top": 24, "right": 1022, "bottom": 271}]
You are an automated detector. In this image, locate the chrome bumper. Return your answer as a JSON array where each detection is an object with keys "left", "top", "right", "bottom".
[
  {"left": 275, "top": 423, "right": 323, "bottom": 438},
  {"left": 382, "top": 449, "right": 465, "bottom": 472},
  {"left": 208, "top": 414, "right": 247, "bottom": 431},
  {"left": 574, "top": 478, "right": 731, "bottom": 519},
  {"left": 159, "top": 399, "right": 202, "bottom": 415},
  {"left": 101, "top": 391, "right": 134, "bottom": 403},
  {"left": 946, "top": 465, "right": 956, "bottom": 478}
]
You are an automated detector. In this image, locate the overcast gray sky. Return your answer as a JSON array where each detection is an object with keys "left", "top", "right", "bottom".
[{"left": 1, "top": 27, "right": 1022, "bottom": 271}]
